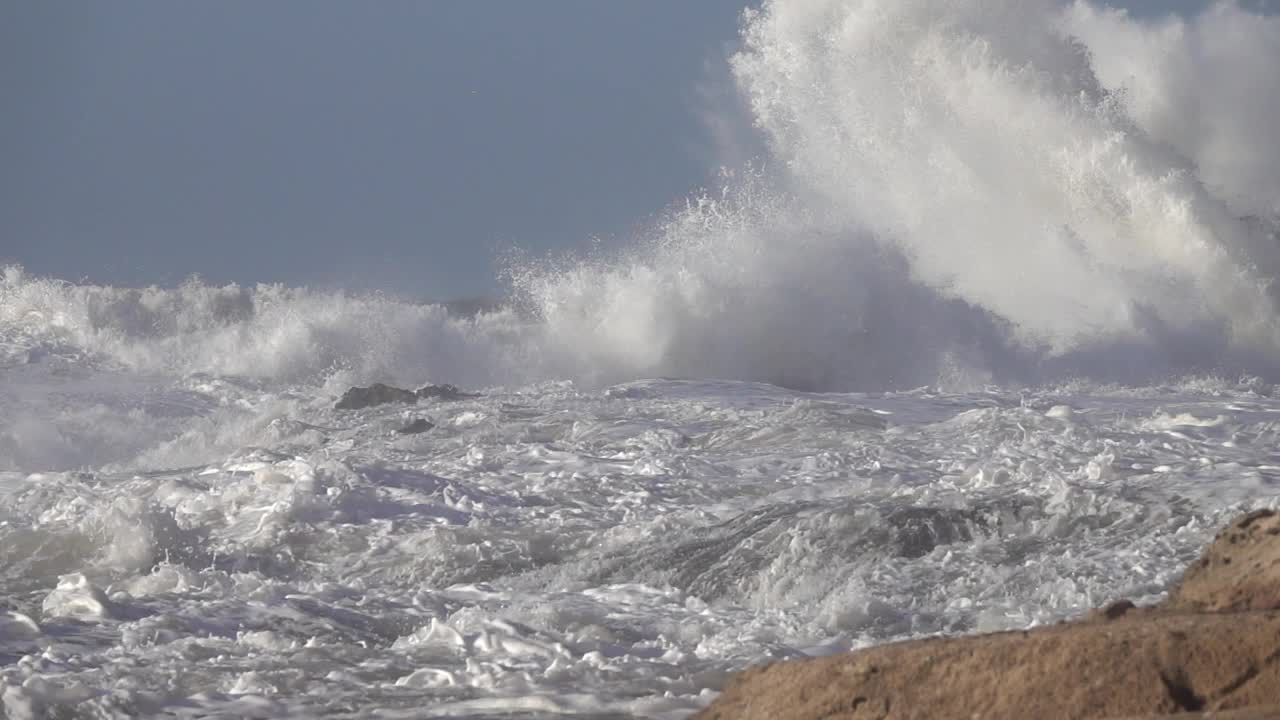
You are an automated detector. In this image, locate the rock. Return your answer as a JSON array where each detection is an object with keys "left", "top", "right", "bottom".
[
  {"left": 334, "top": 383, "right": 479, "bottom": 410},
  {"left": 334, "top": 383, "right": 419, "bottom": 410},
  {"left": 698, "top": 611, "right": 1280, "bottom": 719},
  {"left": 1166, "top": 509, "right": 1280, "bottom": 612},
  {"left": 396, "top": 418, "right": 434, "bottom": 435},
  {"left": 694, "top": 509, "right": 1280, "bottom": 720},
  {"left": 1091, "top": 598, "right": 1137, "bottom": 621},
  {"left": 415, "top": 384, "right": 480, "bottom": 402}
]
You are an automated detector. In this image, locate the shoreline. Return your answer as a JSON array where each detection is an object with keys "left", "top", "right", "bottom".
[{"left": 695, "top": 509, "right": 1280, "bottom": 720}]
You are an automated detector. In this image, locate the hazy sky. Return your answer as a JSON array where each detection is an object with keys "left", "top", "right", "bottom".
[{"left": 0, "top": 1, "right": 1241, "bottom": 299}]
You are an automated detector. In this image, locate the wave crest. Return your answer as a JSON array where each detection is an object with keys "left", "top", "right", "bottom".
[{"left": 8, "top": 2, "right": 1280, "bottom": 391}]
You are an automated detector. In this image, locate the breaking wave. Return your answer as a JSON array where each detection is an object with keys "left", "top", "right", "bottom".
[{"left": 6, "top": 1, "right": 1280, "bottom": 391}]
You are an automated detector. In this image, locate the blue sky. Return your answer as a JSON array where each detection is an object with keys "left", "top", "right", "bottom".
[{"left": 0, "top": 1, "right": 1234, "bottom": 299}]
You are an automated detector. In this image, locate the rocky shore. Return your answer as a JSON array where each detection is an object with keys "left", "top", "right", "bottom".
[{"left": 696, "top": 510, "right": 1280, "bottom": 720}]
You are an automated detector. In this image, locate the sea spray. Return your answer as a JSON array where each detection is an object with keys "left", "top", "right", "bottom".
[
  {"left": 524, "top": 0, "right": 1280, "bottom": 388},
  {"left": 6, "top": 2, "right": 1280, "bottom": 394}
]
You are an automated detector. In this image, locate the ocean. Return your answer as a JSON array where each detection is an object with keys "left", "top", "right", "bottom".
[{"left": 4, "top": 0, "right": 1280, "bottom": 717}]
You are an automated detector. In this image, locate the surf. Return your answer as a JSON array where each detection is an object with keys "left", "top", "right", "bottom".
[{"left": 6, "top": 1, "right": 1280, "bottom": 395}]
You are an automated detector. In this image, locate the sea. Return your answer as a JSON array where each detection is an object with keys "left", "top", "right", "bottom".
[{"left": 5, "top": 0, "right": 1280, "bottom": 717}]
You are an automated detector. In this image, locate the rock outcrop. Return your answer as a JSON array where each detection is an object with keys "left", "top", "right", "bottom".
[
  {"left": 695, "top": 510, "right": 1280, "bottom": 720},
  {"left": 1167, "top": 509, "right": 1280, "bottom": 613},
  {"left": 415, "top": 384, "right": 480, "bottom": 402},
  {"left": 335, "top": 383, "right": 419, "bottom": 410},
  {"left": 335, "top": 383, "right": 480, "bottom": 410}
]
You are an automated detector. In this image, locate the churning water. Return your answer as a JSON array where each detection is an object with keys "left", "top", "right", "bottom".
[{"left": 4, "top": 1, "right": 1280, "bottom": 717}]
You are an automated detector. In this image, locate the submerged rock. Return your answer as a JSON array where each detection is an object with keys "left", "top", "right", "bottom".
[
  {"left": 334, "top": 383, "right": 482, "bottom": 410},
  {"left": 584, "top": 501, "right": 1028, "bottom": 604},
  {"left": 415, "top": 384, "right": 481, "bottom": 402},
  {"left": 334, "top": 381, "right": 483, "bottom": 411},
  {"left": 695, "top": 509, "right": 1280, "bottom": 720},
  {"left": 396, "top": 418, "right": 434, "bottom": 435},
  {"left": 882, "top": 506, "right": 992, "bottom": 559},
  {"left": 334, "top": 383, "right": 419, "bottom": 410}
]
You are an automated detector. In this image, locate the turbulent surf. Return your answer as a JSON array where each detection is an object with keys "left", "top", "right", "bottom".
[{"left": 4, "top": 1, "right": 1280, "bottom": 717}]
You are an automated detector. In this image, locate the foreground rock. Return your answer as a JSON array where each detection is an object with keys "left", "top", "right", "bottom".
[
  {"left": 335, "top": 383, "right": 480, "bottom": 410},
  {"left": 696, "top": 510, "right": 1280, "bottom": 720},
  {"left": 1166, "top": 509, "right": 1280, "bottom": 613}
]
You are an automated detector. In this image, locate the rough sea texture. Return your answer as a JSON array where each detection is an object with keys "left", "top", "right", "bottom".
[
  {"left": 4, "top": 364, "right": 1275, "bottom": 718},
  {"left": 6, "top": 0, "right": 1280, "bottom": 717}
]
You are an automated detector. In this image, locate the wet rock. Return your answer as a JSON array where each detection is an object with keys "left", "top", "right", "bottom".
[
  {"left": 335, "top": 383, "right": 418, "bottom": 410},
  {"left": 1091, "top": 598, "right": 1137, "bottom": 621},
  {"left": 415, "top": 384, "right": 481, "bottom": 402},
  {"left": 883, "top": 506, "right": 991, "bottom": 559},
  {"left": 585, "top": 502, "right": 1026, "bottom": 603},
  {"left": 335, "top": 383, "right": 480, "bottom": 410},
  {"left": 396, "top": 418, "right": 434, "bottom": 435},
  {"left": 695, "top": 509, "right": 1280, "bottom": 720}
]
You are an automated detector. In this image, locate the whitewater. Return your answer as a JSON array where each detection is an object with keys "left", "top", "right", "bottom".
[{"left": 5, "top": 0, "right": 1280, "bottom": 717}]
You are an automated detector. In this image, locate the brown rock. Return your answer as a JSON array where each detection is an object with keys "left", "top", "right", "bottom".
[
  {"left": 1108, "top": 710, "right": 1280, "bottom": 719},
  {"left": 695, "top": 510, "right": 1280, "bottom": 720},
  {"left": 1167, "top": 510, "right": 1280, "bottom": 612},
  {"left": 697, "top": 612, "right": 1280, "bottom": 719},
  {"left": 1091, "top": 598, "right": 1138, "bottom": 621}
]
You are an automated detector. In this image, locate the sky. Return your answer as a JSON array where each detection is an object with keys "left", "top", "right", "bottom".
[{"left": 0, "top": 0, "right": 1245, "bottom": 300}]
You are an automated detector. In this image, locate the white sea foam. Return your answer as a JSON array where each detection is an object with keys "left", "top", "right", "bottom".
[{"left": 4, "top": 2, "right": 1280, "bottom": 717}]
